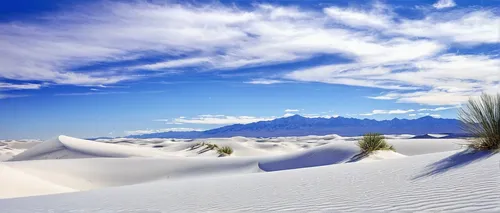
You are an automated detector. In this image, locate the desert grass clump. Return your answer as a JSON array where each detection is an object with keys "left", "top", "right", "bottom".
[
  {"left": 357, "top": 133, "right": 394, "bottom": 154},
  {"left": 206, "top": 143, "right": 219, "bottom": 150},
  {"left": 217, "top": 146, "right": 233, "bottom": 156},
  {"left": 458, "top": 93, "right": 500, "bottom": 151},
  {"left": 190, "top": 142, "right": 204, "bottom": 150}
]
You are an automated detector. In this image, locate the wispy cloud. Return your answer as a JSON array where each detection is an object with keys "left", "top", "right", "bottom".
[
  {"left": 0, "top": 83, "right": 43, "bottom": 100},
  {"left": 133, "top": 57, "right": 212, "bottom": 70},
  {"left": 245, "top": 79, "right": 285, "bottom": 85},
  {"left": 433, "top": 0, "right": 456, "bottom": 9},
  {"left": 360, "top": 106, "right": 458, "bottom": 116},
  {"left": 0, "top": 94, "right": 30, "bottom": 99},
  {"left": 417, "top": 106, "right": 459, "bottom": 112},
  {"left": 360, "top": 109, "right": 416, "bottom": 116},
  {"left": 284, "top": 109, "right": 300, "bottom": 112},
  {"left": 125, "top": 127, "right": 204, "bottom": 135},
  {"left": 430, "top": 114, "right": 442, "bottom": 118},
  {"left": 156, "top": 115, "right": 278, "bottom": 125},
  {"left": 302, "top": 114, "right": 339, "bottom": 119},
  {"left": 0, "top": 83, "right": 42, "bottom": 90},
  {"left": 54, "top": 91, "right": 129, "bottom": 96},
  {"left": 0, "top": 1, "right": 498, "bottom": 105}
]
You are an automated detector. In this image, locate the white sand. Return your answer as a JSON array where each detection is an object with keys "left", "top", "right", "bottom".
[
  {"left": 0, "top": 135, "right": 498, "bottom": 212},
  {"left": 0, "top": 140, "right": 41, "bottom": 161}
]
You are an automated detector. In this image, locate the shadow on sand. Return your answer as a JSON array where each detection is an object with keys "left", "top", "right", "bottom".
[
  {"left": 412, "top": 149, "right": 494, "bottom": 180},
  {"left": 346, "top": 152, "right": 368, "bottom": 163}
]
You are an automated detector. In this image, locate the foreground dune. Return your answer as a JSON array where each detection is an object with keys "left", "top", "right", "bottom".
[
  {"left": 1, "top": 149, "right": 498, "bottom": 212},
  {"left": 1, "top": 136, "right": 363, "bottom": 198},
  {"left": 1, "top": 135, "right": 493, "bottom": 212}
]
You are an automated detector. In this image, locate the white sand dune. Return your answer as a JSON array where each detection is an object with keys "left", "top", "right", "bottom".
[
  {"left": 389, "top": 138, "right": 464, "bottom": 155},
  {"left": 0, "top": 140, "right": 41, "bottom": 161},
  {"left": 0, "top": 164, "right": 76, "bottom": 198},
  {"left": 1, "top": 134, "right": 495, "bottom": 212},
  {"left": 1, "top": 149, "right": 498, "bottom": 212},
  {"left": 8, "top": 135, "right": 170, "bottom": 161},
  {"left": 0, "top": 137, "right": 361, "bottom": 198}
]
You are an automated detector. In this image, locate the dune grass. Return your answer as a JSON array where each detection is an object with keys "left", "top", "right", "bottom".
[
  {"left": 458, "top": 93, "right": 500, "bottom": 151},
  {"left": 206, "top": 143, "right": 219, "bottom": 150},
  {"left": 357, "top": 133, "right": 394, "bottom": 154},
  {"left": 217, "top": 146, "right": 233, "bottom": 156}
]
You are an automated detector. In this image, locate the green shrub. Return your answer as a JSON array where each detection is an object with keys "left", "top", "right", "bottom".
[
  {"left": 459, "top": 93, "right": 500, "bottom": 151},
  {"left": 357, "top": 133, "right": 394, "bottom": 153},
  {"left": 205, "top": 143, "right": 219, "bottom": 150},
  {"left": 217, "top": 146, "right": 233, "bottom": 156}
]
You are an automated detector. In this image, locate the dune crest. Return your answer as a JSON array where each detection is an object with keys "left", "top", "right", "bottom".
[{"left": 8, "top": 135, "right": 169, "bottom": 161}]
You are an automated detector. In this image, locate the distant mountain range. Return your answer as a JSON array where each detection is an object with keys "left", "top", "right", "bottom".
[{"left": 126, "top": 115, "right": 465, "bottom": 139}]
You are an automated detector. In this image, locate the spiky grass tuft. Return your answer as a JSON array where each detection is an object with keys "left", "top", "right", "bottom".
[
  {"left": 357, "top": 133, "right": 394, "bottom": 154},
  {"left": 217, "top": 146, "right": 233, "bottom": 156},
  {"left": 459, "top": 93, "right": 500, "bottom": 151}
]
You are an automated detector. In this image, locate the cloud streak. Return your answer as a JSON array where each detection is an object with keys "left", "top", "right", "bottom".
[
  {"left": 0, "top": 1, "right": 498, "bottom": 105},
  {"left": 433, "top": 0, "right": 457, "bottom": 9},
  {"left": 157, "top": 115, "right": 278, "bottom": 125},
  {"left": 125, "top": 128, "right": 204, "bottom": 135},
  {"left": 360, "top": 106, "right": 457, "bottom": 116}
]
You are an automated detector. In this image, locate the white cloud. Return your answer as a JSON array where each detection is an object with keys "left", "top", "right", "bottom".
[
  {"left": 133, "top": 57, "right": 212, "bottom": 70},
  {"left": 0, "top": 94, "right": 30, "bottom": 99},
  {"left": 302, "top": 114, "right": 339, "bottom": 119},
  {"left": 284, "top": 109, "right": 300, "bottom": 112},
  {"left": 369, "top": 89, "right": 476, "bottom": 106},
  {"left": 360, "top": 109, "right": 415, "bottom": 116},
  {"left": 360, "top": 106, "right": 458, "bottom": 116},
  {"left": 409, "top": 114, "right": 417, "bottom": 117},
  {"left": 430, "top": 114, "right": 442, "bottom": 118},
  {"left": 0, "top": 83, "right": 42, "bottom": 90},
  {"left": 55, "top": 91, "right": 129, "bottom": 96},
  {"left": 164, "top": 115, "right": 278, "bottom": 125},
  {"left": 396, "top": 11, "right": 500, "bottom": 44},
  {"left": 125, "top": 128, "right": 203, "bottom": 135},
  {"left": 324, "top": 6, "right": 391, "bottom": 29},
  {"left": 433, "top": 0, "right": 456, "bottom": 9},
  {"left": 417, "top": 106, "right": 459, "bottom": 112},
  {"left": 293, "top": 53, "right": 500, "bottom": 105},
  {"left": 245, "top": 79, "right": 284, "bottom": 85},
  {"left": 0, "top": 1, "right": 498, "bottom": 105}
]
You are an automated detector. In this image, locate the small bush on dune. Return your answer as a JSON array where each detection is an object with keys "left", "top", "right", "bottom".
[
  {"left": 206, "top": 143, "right": 219, "bottom": 150},
  {"left": 459, "top": 93, "right": 500, "bottom": 151},
  {"left": 217, "top": 146, "right": 233, "bottom": 156},
  {"left": 357, "top": 133, "right": 394, "bottom": 154},
  {"left": 190, "top": 142, "right": 202, "bottom": 150}
]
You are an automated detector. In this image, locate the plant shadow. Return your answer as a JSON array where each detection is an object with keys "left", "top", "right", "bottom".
[
  {"left": 412, "top": 149, "right": 494, "bottom": 180},
  {"left": 197, "top": 147, "right": 211, "bottom": 154},
  {"left": 346, "top": 152, "right": 368, "bottom": 163}
]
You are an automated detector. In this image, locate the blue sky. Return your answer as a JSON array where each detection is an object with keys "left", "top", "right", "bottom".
[{"left": 1, "top": 0, "right": 499, "bottom": 139}]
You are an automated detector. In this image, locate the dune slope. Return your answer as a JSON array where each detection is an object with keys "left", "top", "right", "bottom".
[
  {"left": 0, "top": 137, "right": 361, "bottom": 198},
  {"left": 0, "top": 150, "right": 498, "bottom": 212},
  {"left": 8, "top": 135, "right": 170, "bottom": 161}
]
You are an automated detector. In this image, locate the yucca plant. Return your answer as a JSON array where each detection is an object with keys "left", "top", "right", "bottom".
[
  {"left": 217, "top": 146, "right": 233, "bottom": 156},
  {"left": 357, "top": 133, "right": 394, "bottom": 154},
  {"left": 458, "top": 93, "right": 500, "bottom": 151}
]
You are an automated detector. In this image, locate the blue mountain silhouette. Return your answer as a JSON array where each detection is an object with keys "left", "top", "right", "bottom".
[{"left": 127, "top": 115, "right": 464, "bottom": 139}]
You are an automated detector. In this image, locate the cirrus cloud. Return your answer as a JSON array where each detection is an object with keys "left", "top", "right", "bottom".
[{"left": 0, "top": 1, "right": 498, "bottom": 105}]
